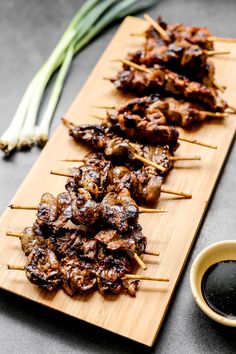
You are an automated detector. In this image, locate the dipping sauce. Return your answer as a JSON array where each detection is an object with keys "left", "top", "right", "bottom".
[{"left": 201, "top": 260, "right": 236, "bottom": 319}]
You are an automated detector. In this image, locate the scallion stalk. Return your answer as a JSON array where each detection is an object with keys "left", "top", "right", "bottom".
[{"left": 0, "top": 0, "right": 157, "bottom": 155}]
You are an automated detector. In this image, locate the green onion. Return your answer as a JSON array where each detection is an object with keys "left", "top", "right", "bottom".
[{"left": 0, "top": 0, "right": 157, "bottom": 155}]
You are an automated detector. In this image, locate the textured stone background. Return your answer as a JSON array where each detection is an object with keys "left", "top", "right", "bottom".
[{"left": 0, "top": 1, "right": 235, "bottom": 353}]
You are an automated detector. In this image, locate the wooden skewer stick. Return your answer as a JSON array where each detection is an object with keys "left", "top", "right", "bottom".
[
  {"left": 9, "top": 204, "right": 38, "bottom": 210},
  {"left": 124, "top": 274, "right": 169, "bottom": 282},
  {"left": 61, "top": 156, "right": 201, "bottom": 163},
  {"left": 139, "top": 208, "right": 168, "bottom": 214},
  {"left": 161, "top": 187, "right": 192, "bottom": 199},
  {"left": 50, "top": 170, "right": 74, "bottom": 178},
  {"left": 213, "top": 81, "right": 226, "bottom": 93},
  {"left": 206, "top": 50, "right": 230, "bottom": 56},
  {"left": 91, "top": 105, "right": 116, "bottom": 110},
  {"left": 143, "top": 14, "right": 170, "bottom": 41},
  {"left": 227, "top": 104, "right": 236, "bottom": 113},
  {"left": 133, "top": 154, "right": 166, "bottom": 172},
  {"left": 133, "top": 253, "right": 147, "bottom": 270},
  {"left": 103, "top": 77, "right": 114, "bottom": 81},
  {"left": 7, "top": 264, "right": 25, "bottom": 271},
  {"left": 199, "top": 111, "right": 228, "bottom": 118},
  {"left": 208, "top": 36, "right": 236, "bottom": 43},
  {"left": 178, "top": 137, "right": 217, "bottom": 149},
  {"left": 170, "top": 156, "right": 201, "bottom": 161},
  {"left": 60, "top": 159, "right": 84, "bottom": 162},
  {"left": 144, "top": 250, "right": 160, "bottom": 256},
  {"left": 121, "top": 59, "right": 150, "bottom": 73},
  {"left": 61, "top": 118, "right": 76, "bottom": 128},
  {"left": 6, "top": 231, "right": 23, "bottom": 238}
]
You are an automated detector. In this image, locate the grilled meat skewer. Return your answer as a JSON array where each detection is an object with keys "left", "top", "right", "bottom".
[
  {"left": 94, "top": 93, "right": 227, "bottom": 127},
  {"left": 110, "top": 62, "right": 226, "bottom": 112}
]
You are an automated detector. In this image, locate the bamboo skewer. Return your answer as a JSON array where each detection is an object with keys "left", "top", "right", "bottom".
[
  {"left": 161, "top": 187, "right": 192, "bottom": 198},
  {"left": 61, "top": 156, "right": 201, "bottom": 162},
  {"left": 7, "top": 265, "right": 25, "bottom": 271},
  {"left": 169, "top": 156, "right": 201, "bottom": 161},
  {"left": 133, "top": 154, "right": 166, "bottom": 172},
  {"left": 208, "top": 36, "right": 236, "bottom": 43},
  {"left": 133, "top": 253, "right": 147, "bottom": 270},
  {"left": 124, "top": 274, "right": 169, "bottom": 282},
  {"left": 139, "top": 208, "right": 168, "bottom": 214},
  {"left": 7, "top": 265, "right": 169, "bottom": 282},
  {"left": 9, "top": 204, "right": 38, "bottom": 210},
  {"left": 6, "top": 231, "right": 24, "bottom": 238},
  {"left": 206, "top": 50, "right": 230, "bottom": 56},
  {"left": 144, "top": 250, "right": 160, "bottom": 256},
  {"left": 213, "top": 81, "right": 226, "bottom": 93},
  {"left": 143, "top": 14, "right": 170, "bottom": 41},
  {"left": 178, "top": 137, "right": 217, "bottom": 149}
]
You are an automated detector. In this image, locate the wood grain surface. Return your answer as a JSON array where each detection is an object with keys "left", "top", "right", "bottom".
[{"left": 0, "top": 17, "right": 235, "bottom": 346}]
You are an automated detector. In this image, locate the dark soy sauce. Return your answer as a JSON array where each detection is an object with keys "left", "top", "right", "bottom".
[{"left": 201, "top": 260, "right": 236, "bottom": 319}]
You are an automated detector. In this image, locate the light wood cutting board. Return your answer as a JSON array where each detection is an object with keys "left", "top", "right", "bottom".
[{"left": 0, "top": 16, "right": 235, "bottom": 346}]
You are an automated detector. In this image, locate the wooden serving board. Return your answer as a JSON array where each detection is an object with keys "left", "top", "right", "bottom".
[{"left": 0, "top": 16, "right": 236, "bottom": 346}]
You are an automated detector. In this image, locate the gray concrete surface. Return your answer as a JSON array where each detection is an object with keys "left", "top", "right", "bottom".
[{"left": 0, "top": 0, "right": 235, "bottom": 353}]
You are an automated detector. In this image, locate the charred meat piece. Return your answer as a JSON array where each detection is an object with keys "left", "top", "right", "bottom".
[
  {"left": 47, "top": 228, "right": 83, "bottom": 258},
  {"left": 21, "top": 227, "right": 46, "bottom": 256},
  {"left": 25, "top": 247, "right": 61, "bottom": 291},
  {"left": 108, "top": 111, "right": 179, "bottom": 148},
  {"left": 96, "top": 255, "right": 131, "bottom": 295},
  {"left": 69, "top": 124, "right": 108, "bottom": 150},
  {"left": 36, "top": 193, "right": 58, "bottom": 228},
  {"left": 71, "top": 188, "right": 101, "bottom": 226},
  {"left": 52, "top": 192, "right": 72, "bottom": 229},
  {"left": 142, "top": 145, "right": 173, "bottom": 171},
  {"left": 130, "top": 166, "right": 163, "bottom": 205},
  {"left": 100, "top": 189, "right": 139, "bottom": 233},
  {"left": 66, "top": 160, "right": 112, "bottom": 201},
  {"left": 95, "top": 224, "right": 146, "bottom": 256},
  {"left": 60, "top": 254, "right": 97, "bottom": 296},
  {"left": 112, "top": 65, "right": 225, "bottom": 111}
]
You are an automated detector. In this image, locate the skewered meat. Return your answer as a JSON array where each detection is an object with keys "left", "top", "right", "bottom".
[
  {"left": 71, "top": 188, "right": 101, "bottom": 226},
  {"left": 25, "top": 247, "right": 61, "bottom": 291},
  {"left": 128, "top": 41, "right": 215, "bottom": 86},
  {"left": 47, "top": 228, "right": 83, "bottom": 258},
  {"left": 100, "top": 189, "right": 139, "bottom": 233},
  {"left": 95, "top": 224, "right": 146, "bottom": 256},
  {"left": 60, "top": 254, "right": 97, "bottom": 296},
  {"left": 96, "top": 255, "right": 132, "bottom": 295},
  {"left": 37, "top": 193, "right": 58, "bottom": 228},
  {"left": 112, "top": 65, "right": 226, "bottom": 111},
  {"left": 69, "top": 122, "right": 179, "bottom": 163},
  {"left": 65, "top": 160, "right": 113, "bottom": 201},
  {"left": 107, "top": 110, "right": 179, "bottom": 148},
  {"left": 113, "top": 93, "right": 224, "bottom": 127},
  {"left": 144, "top": 17, "right": 214, "bottom": 50},
  {"left": 21, "top": 227, "right": 46, "bottom": 256}
]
